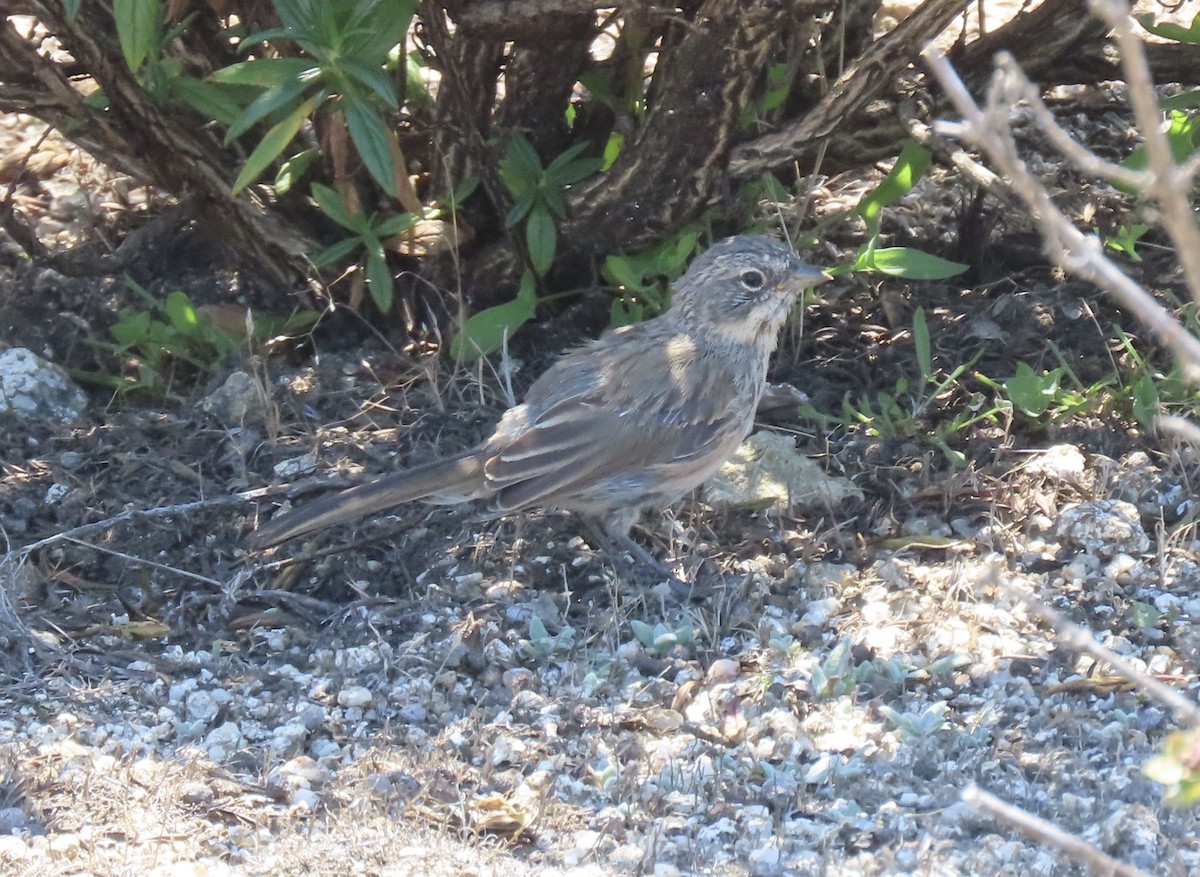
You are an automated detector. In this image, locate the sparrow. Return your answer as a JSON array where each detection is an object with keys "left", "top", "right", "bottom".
[{"left": 251, "top": 235, "right": 831, "bottom": 573}]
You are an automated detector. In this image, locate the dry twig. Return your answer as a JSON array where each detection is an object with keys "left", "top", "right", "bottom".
[
  {"left": 962, "top": 785, "right": 1156, "bottom": 877},
  {"left": 922, "top": 19, "right": 1200, "bottom": 382}
]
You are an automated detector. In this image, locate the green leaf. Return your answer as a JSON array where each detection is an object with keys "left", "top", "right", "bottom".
[
  {"left": 629, "top": 620, "right": 655, "bottom": 648},
  {"left": 237, "top": 25, "right": 300, "bottom": 51},
  {"left": 160, "top": 11, "right": 198, "bottom": 49},
  {"left": 114, "top": 0, "right": 159, "bottom": 72},
  {"left": 544, "top": 140, "right": 593, "bottom": 175},
  {"left": 1103, "top": 223, "right": 1149, "bottom": 261},
  {"left": 112, "top": 310, "right": 152, "bottom": 347},
  {"left": 275, "top": 148, "right": 317, "bottom": 195},
  {"left": 212, "top": 57, "right": 318, "bottom": 87},
  {"left": 1117, "top": 111, "right": 1200, "bottom": 193},
  {"left": 744, "top": 63, "right": 793, "bottom": 123},
  {"left": 526, "top": 205, "right": 556, "bottom": 276},
  {"left": 755, "top": 172, "right": 792, "bottom": 204},
  {"left": 405, "top": 49, "right": 429, "bottom": 104},
  {"left": 449, "top": 274, "right": 538, "bottom": 361},
  {"left": 498, "top": 134, "right": 543, "bottom": 193},
  {"left": 600, "top": 227, "right": 702, "bottom": 315},
  {"left": 854, "top": 140, "right": 932, "bottom": 223},
  {"left": 505, "top": 193, "right": 535, "bottom": 228},
  {"left": 310, "top": 182, "right": 364, "bottom": 231},
  {"left": 164, "top": 291, "right": 200, "bottom": 334},
  {"left": 602, "top": 132, "right": 624, "bottom": 170},
  {"left": 344, "top": 0, "right": 415, "bottom": 64},
  {"left": 933, "top": 436, "right": 968, "bottom": 469},
  {"left": 514, "top": 269, "right": 538, "bottom": 308},
  {"left": 364, "top": 238, "right": 394, "bottom": 312},
  {"left": 912, "top": 307, "right": 932, "bottom": 383},
  {"left": 1161, "top": 91, "right": 1200, "bottom": 111},
  {"left": 1003, "top": 363, "right": 1059, "bottom": 417},
  {"left": 312, "top": 236, "right": 363, "bottom": 267},
  {"left": 603, "top": 255, "right": 648, "bottom": 292},
  {"left": 62, "top": 0, "right": 82, "bottom": 23},
  {"left": 231, "top": 95, "right": 317, "bottom": 193},
  {"left": 858, "top": 247, "right": 967, "bottom": 280},
  {"left": 448, "top": 175, "right": 480, "bottom": 207},
  {"left": 339, "top": 57, "right": 400, "bottom": 109},
  {"left": 610, "top": 297, "right": 645, "bottom": 327},
  {"left": 546, "top": 157, "right": 602, "bottom": 187},
  {"left": 1129, "top": 600, "right": 1164, "bottom": 629},
  {"left": 1131, "top": 373, "right": 1160, "bottom": 427},
  {"left": 224, "top": 76, "right": 314, "bottom": 143},
  {"left": 373, "top": 211, "right": 417, "bottom": 237},
  {"left": 1137, "top": 12, "right": 1200, "bottom": 44},
  {"left": 268, "top": 0, "right": 314, "bottom": 34},
  {"left": 541, "top": 185, "right": 569, "bottom": 218},
  {"left": 342, "top": 93, "right": 397, "bottom": 194},
  {"left": 171, "top": 76, "right": 243, "bottom": 127}
]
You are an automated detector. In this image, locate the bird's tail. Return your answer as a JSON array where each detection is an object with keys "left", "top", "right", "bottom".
[{"left": 250, "top": 453, "right": 485, "bottom": 548}]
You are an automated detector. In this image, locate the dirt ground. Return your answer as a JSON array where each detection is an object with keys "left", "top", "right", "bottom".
[{"left": 4, "top": 7, "right": 1200, "bottom": 877}]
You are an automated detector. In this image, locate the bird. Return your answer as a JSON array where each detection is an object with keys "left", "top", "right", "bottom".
[{"left": 250, "top": 235, "right": 831, "bottom": 574}]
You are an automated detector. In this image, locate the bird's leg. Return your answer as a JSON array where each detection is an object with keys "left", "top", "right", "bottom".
[{"left": 579, "top": 518, "right": 699, "bottom": 598}]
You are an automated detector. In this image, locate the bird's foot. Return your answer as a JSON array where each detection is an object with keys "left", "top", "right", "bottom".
[{"left": 581, "top": 522, "right": 707, "bottom": 599}]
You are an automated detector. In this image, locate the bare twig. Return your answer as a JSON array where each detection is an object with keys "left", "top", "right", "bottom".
[
  {"left": 988, "top": 58, "right": 1148, "bottom": 192},
  {"left": 0, "top": 473, "right": 352, "bottom": 564},
  {"left": 57, "top": 536, "right": 225, "bottom": 589},
  {"left": 730, "top": 0, "right": 973, "bottom": 177},
  {"left": 986, "top": 568, "right": 1200, "bottom": 726},
  {"left": 962, "top": 785, "right": 1156, "bottom": 877},
  {"left": 1089, "top": 0, "right": 1200, "bottom": 301},
  {"left": 922, "top": 48, "right": 1200, "bottom": 382}
]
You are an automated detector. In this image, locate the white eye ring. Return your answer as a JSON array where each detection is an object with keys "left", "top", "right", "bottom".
[{"left": 740, "top": 269, "right": 766, "bottom": 291}]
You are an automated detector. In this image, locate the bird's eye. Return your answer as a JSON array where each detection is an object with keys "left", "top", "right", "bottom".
[{"left": 739, "top": 269, "right": 766, "bottom": 291}]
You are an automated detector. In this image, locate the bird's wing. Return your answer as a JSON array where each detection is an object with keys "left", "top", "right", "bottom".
[{"left": 482, "top": 331, "right": 751, "bottom": 512}]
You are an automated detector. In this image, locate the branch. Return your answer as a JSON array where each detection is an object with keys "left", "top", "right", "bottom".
[
  {"left": 962, "top": 785, "right": 1156, "bottom": 877},
  {"left": 921, "top": 48, "right": 1200, "bottom": 383},
  {"left": 1089, "top": 0, "right": 1200, "bottom": 302},
  {"left": 0, "top": 474, "right": 351, "bottom": 565},
  {"left": 999, "top": 578, "right": 1200, "bottom": 727},
  {"left": 729, "top": 0, "right": 972, "bottom": 178}
]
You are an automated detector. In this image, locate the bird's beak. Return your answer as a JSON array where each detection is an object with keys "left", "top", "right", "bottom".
[{"left": 782, "top": 262, "right": 834, "bottom": 293}]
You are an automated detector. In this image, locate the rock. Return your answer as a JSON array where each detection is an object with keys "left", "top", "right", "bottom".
[
  {"left": 0, "top": 347, "right": 87, "bottom": 421},
  {"left": 203, "top": 721, "right": 243, "bottom": 759},
  {"left": 706, "top": 658, "right": 740, "bottom": 682},
  {"left": 273, "top": 452, "right": 318, "bottom": 478},
  {"left": 201, "top": 370, "right": 272, "bottom": 427},
  {"left": 703, "top": 432, "right": 863, "bottom": 510},
  {"left": 185, "top": 690, "right": 220, "bottom": 723},
  {"left": 1054, "top": 499, "right": 1150, "bottom": 559},
  {"left": 269, "top": 755, "right": 331, "bottom": 792},
  {"left": 1025, "top": 444, "right": 1087, "bottom": 483},
  {"left": 337, "top": 685, "right": 373, "bottom": 709}
]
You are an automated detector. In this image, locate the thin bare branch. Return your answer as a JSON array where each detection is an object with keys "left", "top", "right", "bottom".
[
  {"left": 962, "top": 785, "right": 1157, "bottom": 877},
  {"left": 730, "top": 0, "right": 973, "bottom": 177},
  {"left": 1089, "top": 0, "right": 1200, "bottom": 302},
  {"left": 58, "top": 536, "right": 225, "bottom": 589},
  {"left": 922, "top": 48, "right": 1200, "bottom": 383},
  {"left": 0, "top": 474, "right": 352, "bottom": 564},
  {"left": 992, "top": 55, "right": 1148, "bottom": 191},
  {"left": 986, "top": 568, "right": 1200, "bottom": 726}
]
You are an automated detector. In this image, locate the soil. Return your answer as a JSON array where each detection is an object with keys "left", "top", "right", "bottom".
[{"left": 3, "top": 31, "right": 1200, "bottom": 877}]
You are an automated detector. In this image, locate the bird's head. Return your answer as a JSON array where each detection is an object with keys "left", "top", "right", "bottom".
[{"left": 669, "top": 235, "right": 831, "bottom": 347}]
